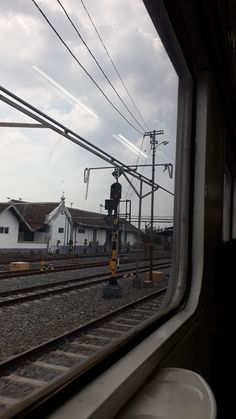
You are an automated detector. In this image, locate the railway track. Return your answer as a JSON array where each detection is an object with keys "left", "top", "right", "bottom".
[
  {"left": 0, "top": 262, "right": 171, "bottom": 307},
  {"left": 0, "top": 286, "right": 167, "bottom": 418},
  {"left": 0, "top": 256, "right": 168, "bottom": 279}
]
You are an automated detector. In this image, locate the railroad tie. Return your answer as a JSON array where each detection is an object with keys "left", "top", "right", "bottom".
[
  {"left": 0, "top": 395, "right": 20, "bottom": 406},
  {"left": 54, "top": 350, "right": 88, "bottom": 359},
  {"left": 33, "top": 360, "right": 69, "bottom": 372},
  {"left": 5, "top": 373, "right": 47, "bottom": 387}
]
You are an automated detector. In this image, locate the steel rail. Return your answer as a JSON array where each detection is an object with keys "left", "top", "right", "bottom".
[
  {"left": 0, "top": 262, "right": 171, "bottom": 307},
  {"left": 0, "top": 254, "right": 171, "bottom": 279},
  {"left": 0, "top": 286, "right": 167, "bottom": 418},
  {"left": 0, "top": 258, "right": 138, "bottom": 279},
  {"left": 0, "top": 258, "right": 140, "bottom": 279}
]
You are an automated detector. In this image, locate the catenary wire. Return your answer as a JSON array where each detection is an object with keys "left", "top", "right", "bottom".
[
  {"left": 80, "top": 1, "right": 177, "bottom": 166},
  {"left": 56, "top": 0, "right": 146, "bottom": 133},
  {"left": 32, "top": 0, "right": 144, "bottom": 136},
  {"left": 80, "top": 0, "right": 150, "bottom": 131}
]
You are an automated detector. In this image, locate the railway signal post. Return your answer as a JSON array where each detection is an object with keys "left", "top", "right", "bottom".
[{"left": 103, "top": 172, "right": 123, "bottom": 298}]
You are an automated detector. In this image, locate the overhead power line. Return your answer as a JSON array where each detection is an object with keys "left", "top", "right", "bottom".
[
  {"left": 0, "top": 85, "right": 174, "bottom": 197},
  {"left": 80, "top": 0, "right": 160, "bottom": 204},
  {"left": 122, "top": 147, "right": 152, "bottom": 208},
  {"left": 32, "top": 0, "right": 143, "bottom": 136},
  {"left": 78, "top": 3, "right": 176, "bottom": 165},
  {"left": 56, "top": 0, "right": 146, "bottom": 133},
  {"left": 80, "top": 0, "right": 150, "bottom": 131}
]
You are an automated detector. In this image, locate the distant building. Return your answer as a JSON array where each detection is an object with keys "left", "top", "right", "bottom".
[{"left": 0, "top": 198, "right": 137, "bottom": 254}]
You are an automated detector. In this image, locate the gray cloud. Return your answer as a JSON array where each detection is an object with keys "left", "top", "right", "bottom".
[{"left": 0, "top": 0, "right": 177, "bottom": 216}]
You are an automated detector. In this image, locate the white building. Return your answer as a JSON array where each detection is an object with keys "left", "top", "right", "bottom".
[{"left": 0, "top": 198, "right": 137, "bottom": 254}]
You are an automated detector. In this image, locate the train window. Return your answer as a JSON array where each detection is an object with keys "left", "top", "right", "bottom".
[{"left": 0, "top": 0, "right": 198, "bottom": 417}]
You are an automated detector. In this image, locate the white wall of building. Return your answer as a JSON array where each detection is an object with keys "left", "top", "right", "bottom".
[
  {"left": 34, "top": 231, "right": 48, "bottom": 243},
  {"left": 0, "top": 210, "right": 18, "bottom": 248},
  {"left": 74, "top": 227, "right": 88, "bottom": 246},
  {"left": 0, "top": 205, "right": 136, "bottom": 252},
  {"left": 16, "top": 242, "right": 47, "bottom": 249},
  {"left": 96, "top": 229, "right": 106, "bottom": 245},
  {"left": 49, "top": 210, "right": 72, "bottom": 249},
  {"left": 74, "top": 227, "right": 106, "bottom": 246},
  {"left": 127, "top": 231, "right": 136, "bottom": 245}
]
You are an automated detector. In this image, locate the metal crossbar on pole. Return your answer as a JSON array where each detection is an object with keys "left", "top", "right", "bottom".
[
  {"left": 0, "top": 85, "right": 173, "bottom": 287},
  {"left": 0, "top": 86, "right": 168, "bottom": 192}
]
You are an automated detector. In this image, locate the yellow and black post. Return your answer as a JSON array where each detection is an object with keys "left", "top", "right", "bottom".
[
  {"left": 109, "top": 201, "right": 119, "bottom": 285},
  {"left": 103, "top": 179, "right": 122, "bottom": 297}
]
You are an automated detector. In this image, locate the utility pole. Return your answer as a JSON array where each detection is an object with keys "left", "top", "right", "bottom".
[{"left": 143, "top": 130, "right": 164, "bottom": 281}]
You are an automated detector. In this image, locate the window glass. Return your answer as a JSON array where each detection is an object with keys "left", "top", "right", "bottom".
[{"left": 0, "top": 3, "right": 185, "bottom": 414}]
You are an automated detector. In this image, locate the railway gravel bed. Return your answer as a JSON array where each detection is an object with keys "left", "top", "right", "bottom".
[
  {"left": 0, "top": 259, "right": 169, "bottom": 293},
  {"left": 0, "top": 288, "right": 166, "bottom": 418},
  {"left": 0, "top": 266, "right": 108, "bottom": 293},
  {"left": 0, "top": 280, "right": 168, "bottom": 363}
]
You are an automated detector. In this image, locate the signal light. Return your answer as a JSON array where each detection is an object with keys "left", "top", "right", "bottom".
[
  {"left": 110, "top": 182, "right": 122, "bottom": 201},
  {"left": 105, "top": 199, "right": 116, "bottom": 215}
]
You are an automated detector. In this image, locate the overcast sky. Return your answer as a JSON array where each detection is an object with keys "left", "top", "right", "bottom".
[{"left": 0, "top": 0, "right": 178, "bottom": 221}]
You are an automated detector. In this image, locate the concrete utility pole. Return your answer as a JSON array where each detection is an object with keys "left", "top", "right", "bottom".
[{"left": 143, "top": 130, "right": 167, "bottom": 281}]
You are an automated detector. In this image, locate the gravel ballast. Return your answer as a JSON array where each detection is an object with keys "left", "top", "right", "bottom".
[
  {"left": 0, "top": 260, "right": 160, "bottom": 293},
  {"left": 0, "top": 281, "right": 167, "bottom": 363}
]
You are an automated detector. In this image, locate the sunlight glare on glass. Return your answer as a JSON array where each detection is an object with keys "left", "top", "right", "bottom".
[
  {"left": 118, "top": 134, "right": 148, "bottom": 158},
  {"left": 113, "top": 134, "right": 147, "bottom": 158},
  {"left": 33, "top": 65, "right": 98, "bottom": 119}
]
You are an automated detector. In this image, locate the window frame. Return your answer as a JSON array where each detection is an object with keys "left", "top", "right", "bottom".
[
  {"left": 78, "top": 228, "right": 85, "bottom": 234},
  {"left": 0, "top": 226, "right": 9, "bottom": 234}
]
